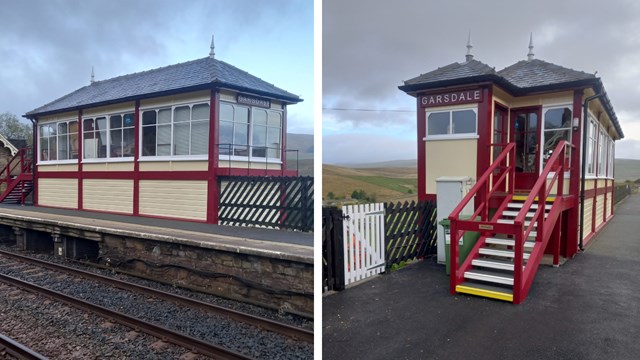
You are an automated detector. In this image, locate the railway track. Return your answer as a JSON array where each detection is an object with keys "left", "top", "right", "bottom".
[
  {"left": 0, "top": 250, "right": 313, "bottom": 359},
  {"left": 0, "top": 333, "right": 48, "bottom": 360}
]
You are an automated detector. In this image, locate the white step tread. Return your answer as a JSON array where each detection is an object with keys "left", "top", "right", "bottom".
[
  {"left": 471, "top": 258, "right": 521, "bottom": 271},
  {"left": 502, "top": 210, "right": 549, "bottom": 218},
  {"left": 485, "top": 238, "right": 535, "bottom": 248},
  {"left": 464, "top": 269, "right": 514, "bottom": 285},
  {"left": 479, "top": 247, "right": 531, "bottom": 259},
  {"left": 507, "top": 202, "right": 552, "bottom": 210},
  {"left": 497, "top": 219, "right": 536, "bottom": 226}
]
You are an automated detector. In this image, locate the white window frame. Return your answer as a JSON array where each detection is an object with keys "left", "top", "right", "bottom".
[
  {"left": 37, "top": 119, "right": 79, "bottom": 165},
  {"left": 541, "top": 105, "right": 573, "bottom": 178},
  {"left": 586, "top": 115, "right": 598, "bottom": 178},
  {"left": 607, "top": 138, "right": 614, "bottom": 179},
  {"left": 139, "top": 101, "right": 210, "bottom": 162},
  {"left": 218, "top": 101, "right": 284, "bottom": 163},
  {"left": 424, "top": 107, "right": 478, "bottom": 141},
  {"left": 81, "top": 111, "right": 136, "bottom": 163}
]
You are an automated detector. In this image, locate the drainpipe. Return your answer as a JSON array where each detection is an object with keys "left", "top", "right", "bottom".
[{"left": 580, "top": 92, "right": 604, "bottom": 251}]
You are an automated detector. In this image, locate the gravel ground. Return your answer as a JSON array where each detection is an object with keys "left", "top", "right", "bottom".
[
  {"left": 0, "top": 282, "right": 198, "bottom": 359},
  {"left": 0, "top": 244, "right": 312, "bottom": 330},
  {"left": 0, "top": 247, "right": 313, "bottom": 359}
]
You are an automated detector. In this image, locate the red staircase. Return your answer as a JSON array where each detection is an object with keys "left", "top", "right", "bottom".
[
  {"left": 0, "top": 147, "right": 34, "bottom": 205},
  {"left": 448, "top": 141, "right": 572, "bottom": 304}
]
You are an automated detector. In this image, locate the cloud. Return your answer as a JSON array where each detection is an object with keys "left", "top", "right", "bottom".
[{"left": 323, "top": 0, "right": 640, "bottom": 162}]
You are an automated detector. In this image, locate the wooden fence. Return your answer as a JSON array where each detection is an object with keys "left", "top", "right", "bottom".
[
  {"left": 614, "top": 184, "right": 632, "bottom": 205},
  {"left": 385, "top": 200, "right": 438, "bottom": 268},
  {"left": 218, "top": 176, "right": 313, "bottom": 232},
  {"left": 322, "top": 199, "right": 438, "bottom": 291}
]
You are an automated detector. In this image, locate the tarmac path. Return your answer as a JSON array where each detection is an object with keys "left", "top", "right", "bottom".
[{"left": 323, "top": 194, "right": 640, "bottom": 360}]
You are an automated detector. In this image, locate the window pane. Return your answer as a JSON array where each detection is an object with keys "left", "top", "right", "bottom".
[
  {"left": 267, "top": 127, "right": 281, "bottom": 158},
  {"left": 97, "top": 130, "right": 107, "bottom": 158},
  {"left": 174, "top": 122, "right": 190, "bottom": 155},
  {"left": 58, "top": 134, "right": 69, "bottom": 160},
  {"left": 122, "top": 128, "right": 134, "bottom": 157},
  {"left": 428, "top": 112, "right": 449, "bottom": 135},
  {"left": 252, "top": 124, "right": 267, "bottom": 158},
  {"left": 110, "top": 115, "right": 122, "bottom": 129},
  {"left": 452, "top": 110, "right": 476, "bottom": 134},
  {"left": 191, "top": 121, "right": 208, "bottom": 155},
  {"left": 39, "top": 125, "right": 47, "bottom": 138},
  {"left": 253, "top": 109, "right": 267, "bottom": 126},
  {"left": 174, "top": 106, "right": 190, "bottom": 123},
  {"left": 142, "top": 111, "right": 156, "bottom": 125},
  {"left": 158, "top": 109, "right": 171, "bottom": 124},
  {"left": 235, "top": 106, "right": 249, "bottom": 123},
  {"left": 219, "top": 121, "right": 233, "bottom": 155},
  {"left": 49, "top": 124, "right": 57, "bottom": 136},
  {"left": 142, "top": 126, "right": 156, "bottom": 156},
  {"left": 220, "top": 103, "right": 234, "bottom": 121},
  {"left": 83, "top": 119, "right": 94, "bottom": 133},
  {"left": 69, "top": 121, "right": 78, "bottom": 133},
  {"left": 192, "top": 103, "right": 209, "bottom": 120},
  {"left": 40, "top": 138, "right": 49, "bottom": 161},
  {"left": 58, "top": 123, "right": 68, "bottom": 134},
  {"left": 110, "top": 129, "right": 122, "bottom": 157},
  {"left": 70, "top": 133, "right": 79, "bottom": 159},
  {"left": 96, "top": 117, "right": 107, "bottom": 131},
  {"left": 267, "top": 111, "right": 281, "bottom": 127},
  {"left": 234, "top": 122, "right": 248, "bottom": 145},
  {"left": 543, "top": 129, "right": 570, "bottom": 168},
  {"left": 123, "top": 113, "right": 135, "bottom": 127},
  {"left": 49, "top": 136, "right": 57, "bottom": 160},
  {"left": 157, "top": 124, "right": 171, "bottom": 156},
  {"left": 545, "top": 108, "right": 572, "bottom": 130}
]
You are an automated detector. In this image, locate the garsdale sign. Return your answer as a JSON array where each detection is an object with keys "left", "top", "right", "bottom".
[{"left": 420, "top": 88, "right": 483, "bottom": 107}]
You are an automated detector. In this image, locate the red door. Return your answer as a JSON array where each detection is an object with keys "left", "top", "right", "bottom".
[{"left": 511, "top": 107, "right": 541, "bottom": 190}]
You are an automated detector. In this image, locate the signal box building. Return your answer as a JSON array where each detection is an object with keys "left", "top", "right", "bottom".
[
  {"left": 18, "top": 43, "right": 301, "bottom": 223},
  {"left": 399, "top": 37, "right": 624, "bottom": 304}
]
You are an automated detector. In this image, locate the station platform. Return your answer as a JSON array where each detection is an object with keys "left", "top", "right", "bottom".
[{"left": 0, "top": 204, "right": 312, "bottom": 263}]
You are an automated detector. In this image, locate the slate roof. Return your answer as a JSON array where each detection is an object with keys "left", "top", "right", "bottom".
[
  {"left": 26, "top": 57, "right": 302, "bottom": 117},
  {"left": 403, "top": 59, "right": 496, "bottom": 86},
  {"left": 8, "top": 139, "right": 27, "bottom": 150},
  {"left": 399, "top": 57, "right": 624, "bottom": 139},
  {"left": 497, "top": 59, "right": 595, "bottom": 89}
]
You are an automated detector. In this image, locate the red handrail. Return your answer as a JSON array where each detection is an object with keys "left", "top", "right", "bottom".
[
  {"left": 448, "top": 140, "right": 572, "bottom": 303},
  {"left": 449, "top": 143, "right": 515, "bottom": 294},
  {"left": 512, "top": 140, "right": 572, "bottom": 302},
  {"left": 0, "top": 147, "right": 33, "bottom": 204}
]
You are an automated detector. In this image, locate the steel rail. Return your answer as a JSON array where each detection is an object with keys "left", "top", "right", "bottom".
[
  {"left": 0, "top": 333, "right": 49, "bottom": 360},
  {"left": 0, "top": 273, "right": 251, "bottom": 360},
  {"left": 0, "top": 250, "right": 313, "bottom": 343}
]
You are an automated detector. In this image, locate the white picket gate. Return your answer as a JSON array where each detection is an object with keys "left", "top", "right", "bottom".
[{"left": 342, "top": 203, "right": 385, "bottom": 285}]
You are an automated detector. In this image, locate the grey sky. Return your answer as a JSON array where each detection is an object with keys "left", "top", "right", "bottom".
[
  {"left": 0, "top": 0, "right": 313, "bottom": 134},
  {"left": 323, "top": 0, "right": 640, "bottom": 164}
]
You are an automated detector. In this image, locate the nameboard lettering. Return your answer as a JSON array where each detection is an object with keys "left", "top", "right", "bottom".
[
  {"left": 420, "top": 88, "right": 483, "bottom": 107},
  {"left": 237, "top": 94, "right": 271, "bottom": 108}
]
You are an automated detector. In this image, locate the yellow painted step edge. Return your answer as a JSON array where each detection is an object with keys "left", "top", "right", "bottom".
[
  {"left": 512, "top": 195, "right": 555, "bottom": 203},
  {"left": 456, "top": 285, "right": 513, "bottom": 302}
]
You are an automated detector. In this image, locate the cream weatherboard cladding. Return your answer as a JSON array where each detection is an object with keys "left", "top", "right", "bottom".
[
  {"left": 425, "top": 139, "right": 477, "bottom": 194},
  {"left": 595, "top": 194, "right": 605, "bottom": 229},
  {"left": 83, "top": 179, "right": 133, "bottom": 214},
  {"left": 139, "top": 180, "right": 208, "bottom": 221},
  {"left": 38, "top": 179, "right": 77, "bottom": 208}
]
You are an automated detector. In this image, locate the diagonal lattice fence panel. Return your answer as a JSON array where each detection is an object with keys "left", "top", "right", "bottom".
[
  {"left": 218, "top": 176, "right": 313, "bottom": 232},
  {"left": 384, "top": 200, "right": 437, "bottom": 268}
]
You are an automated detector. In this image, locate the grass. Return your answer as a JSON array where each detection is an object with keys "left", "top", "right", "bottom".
[{"left": 323, "top": 164, "right": 417, "bottom": 205}]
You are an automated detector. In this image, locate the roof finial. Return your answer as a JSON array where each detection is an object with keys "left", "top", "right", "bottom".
[
  {"left": 527, "top": 32, "right": 535, "bottom": 61},
  {"left": 90, "top": 66, "right": 95, "bottom": 84},
  {"left": 465, "top": 30, "right": 474, "bottom": 62},
  {"left": 209, "top": 34, "right": 215, "bottom": 59}
]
